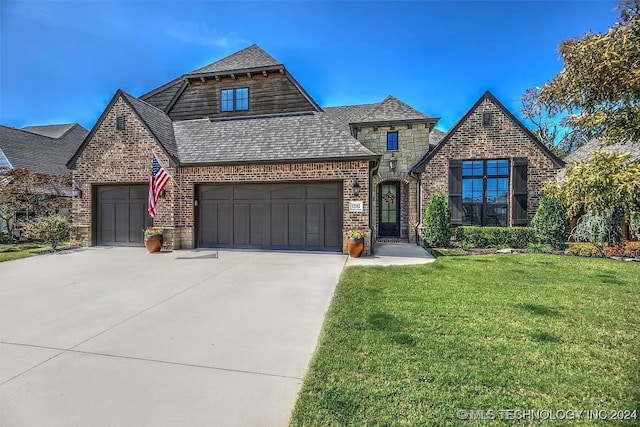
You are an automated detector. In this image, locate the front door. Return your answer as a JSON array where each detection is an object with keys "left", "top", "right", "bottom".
[{"left": 379, "top": 182, "right": 400, "bottom": 237}]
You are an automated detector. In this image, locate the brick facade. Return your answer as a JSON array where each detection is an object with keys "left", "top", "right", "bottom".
[
  {"left": 419, "top": 96, "right": 561, "bottom": 226},
  {"left": 71, "top": 95, "right": 372, "bottom": 253}
]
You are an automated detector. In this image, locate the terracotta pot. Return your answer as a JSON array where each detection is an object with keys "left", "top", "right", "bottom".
[
  {"left": 346, "top": 237, "right": 365, "bottom": 258},
  {"left": 144, "top": 236, "right": 163, "bottom": 253}
]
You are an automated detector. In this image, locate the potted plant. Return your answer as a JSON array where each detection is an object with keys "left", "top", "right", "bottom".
[
  {"left": 143, "top": 226, "right": 163, "bottom": 253},
  {"left": 346, "top": 227, "right": 367, "bottom": 258}
]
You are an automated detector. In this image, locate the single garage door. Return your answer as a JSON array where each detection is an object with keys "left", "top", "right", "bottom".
[
  {"left": 96, "top": 185, "right": 151, "bottom": 246},
  {"left": 198, "top": 182, "right": 342, "bottom": 251}
]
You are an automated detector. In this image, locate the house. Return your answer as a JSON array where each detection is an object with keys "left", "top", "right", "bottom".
[
  {"left": 0, "top": 123, "right": 88, "bottom": 175},
  {"left": 67, "top": 44, "right": 563, "bottom": 252},
  {"left": 0, "top": 123, "right": 88, "bottom": 236}
]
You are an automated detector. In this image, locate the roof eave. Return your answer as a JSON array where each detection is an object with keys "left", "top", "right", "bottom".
[
  {"left": 178, "top": 154, "right": 380, "bottom": 168},
  {"left": 350, "top": 117, "right": 439, "bottom": 129},
  {"left": 184, "top": 64, "right": 284, "bottom": 79}
]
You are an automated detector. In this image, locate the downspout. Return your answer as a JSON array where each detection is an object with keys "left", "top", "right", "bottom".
[
  {"left": 369, "top": 158, "right": 381, "bottom": 254},
  {"left": 409, "top": 170, "right": 421, "bottom": 246}
]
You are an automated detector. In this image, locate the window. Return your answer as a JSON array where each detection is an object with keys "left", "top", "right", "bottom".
[
  {"left": 220, "top": 87, "right": 249, "bottom": 112},
  {"left": 387, "top": 131, "right": 398, "bottom": 151},
  {"left": 462, "top": 159, "right": 509, "bottom": 226},
  {"left": 116, "top": 115, "right": 125, "bottom": 130},
  {"left": 482, "top": 112, "right": 492, "bottom": 126}
]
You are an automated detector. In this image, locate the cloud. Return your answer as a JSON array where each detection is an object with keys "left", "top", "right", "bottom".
[{"left": 159, "top": 17, "right": 246, "bottom": 48}]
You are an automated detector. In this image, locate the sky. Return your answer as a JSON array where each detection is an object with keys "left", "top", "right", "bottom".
[{"left": 0, "top": 0, "right": 620, "bottom": 132}]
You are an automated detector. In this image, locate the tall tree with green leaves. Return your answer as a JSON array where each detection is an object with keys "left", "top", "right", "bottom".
[{"left": 536, "top": 0, "right": 640, "bottom": 144}]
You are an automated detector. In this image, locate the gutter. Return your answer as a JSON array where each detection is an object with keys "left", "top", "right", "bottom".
[
  {"left": 409, "top": 170, "right": 421, "bottom": 245},
  {"left": 369, "top": 158, "right": 381, "bottom": 254}
]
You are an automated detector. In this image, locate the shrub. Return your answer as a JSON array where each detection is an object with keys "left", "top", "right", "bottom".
[
  {"left": 455, "top": 226, "right": 535, "bottom": 249},
  {"left": 573, "top": 209, "right": 623, "bottom": 244},
  {"left": 603, "top": 241, "right": 640, "bottom": 258},
  {"left": 422, "top": 192, "right": 452, "bottom": 247},
  {"left": 0, "top": 229, "right": 9, "bottom": 244},
  {"left": 568, "top": 242, "right": 604, "bottom": 257},
  {"left": 630, "top": 211, "right": 640, "bottom": 240},
  {"left": 22, "top": 214, "right": 70, "bottom": 250},
  {"left": 531, "top": 197, "right": 570, "bottom": 249}
]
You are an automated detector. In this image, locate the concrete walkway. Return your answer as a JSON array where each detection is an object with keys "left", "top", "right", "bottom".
[{"left": 346, "top": 242, "right": 436, "bottom": 266}]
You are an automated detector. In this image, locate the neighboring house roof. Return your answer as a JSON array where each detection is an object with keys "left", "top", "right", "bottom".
[
  {"left": 21, "top": 123, "right": 79, "bottom": 139},
  {"left": 187, "top": 44, "right": 282, "bottom": 75},
  {"left": 411, "top": 91, "right": 565, "bottom": 173},
  {"left": 0, "top": 123, "right": 87, "bottom": 174},
  {"left": 564, "top": 138, "right": 640, "bottom": 163},
  {"left": 429, "top": 128, "right": 445, "bottom": 146},
  {"left": 175, "top": 112, "right": 377, "bottom": 165}
]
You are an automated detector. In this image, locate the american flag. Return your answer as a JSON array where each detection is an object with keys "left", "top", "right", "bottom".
[{"left": 148, "top": 154, "right": 171, "bottom": 218}]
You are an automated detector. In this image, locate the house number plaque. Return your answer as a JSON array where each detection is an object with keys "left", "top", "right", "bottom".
[{"left": 349, "top": 201, "right": 363, "bottom": 212}]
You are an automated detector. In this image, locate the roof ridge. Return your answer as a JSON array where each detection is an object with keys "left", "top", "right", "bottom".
[
  {"left": 4, "top": 124, "right": 60, "bottom": 141},
  {"left": 121, "top": 91, "right": 174, "bottom": 119}
]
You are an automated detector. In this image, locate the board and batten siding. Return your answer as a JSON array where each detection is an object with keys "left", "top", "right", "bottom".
[{"left": 164, "top": 74, "right": 315, "bottom": 121}]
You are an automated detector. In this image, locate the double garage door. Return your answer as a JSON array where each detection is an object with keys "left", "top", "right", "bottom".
[
  {"left": 198, "top": 182, "right": 342, "bottom": 251},
  {"left": 96, "top": 182, "right": 343, "bottom": 251}
]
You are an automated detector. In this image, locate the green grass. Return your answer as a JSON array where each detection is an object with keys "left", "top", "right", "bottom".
[
  {"left": 291, "top": 255, "right": 640, "bottom": 426},
  {"left": 0, "top": 242, "right": 69, "bottom": 262}
]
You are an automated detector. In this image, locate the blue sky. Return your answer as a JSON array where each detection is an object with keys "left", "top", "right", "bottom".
[{"left": 1, "top": 1, "right": 619, "bottom": 132}]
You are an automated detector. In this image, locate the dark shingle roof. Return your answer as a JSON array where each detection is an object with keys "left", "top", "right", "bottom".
[
  {"left": 0, "top": 124, "right": 87, "bottom": 174},
  {"left": 188, "top": 44, "right": 281, "bottom": 75},
  {"left": 174, "top": 112, "right": 377, "bottom": 164},
  {"left": 22, "top": 123, "right": 79, "bottom": 139},
  {"left": 324, "top": 96, "right": 436, "bottom": 132},
  {"left": 564, "top": 139, "right": 640, "bottom": 164},
  {"left": 120, "top": 92, "right": 178, "bottom": 160}
]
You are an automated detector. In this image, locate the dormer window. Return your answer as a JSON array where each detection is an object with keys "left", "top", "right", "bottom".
[{"left": 221, "top": 88, "right": 249, "bottom": 112}]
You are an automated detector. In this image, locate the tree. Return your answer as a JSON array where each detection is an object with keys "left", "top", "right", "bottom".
[
  {"left": 543, "top": 150, "right": 640, "bottom": 220},
  {"left": 0, "top": 168, "right": 70, "bottom": 242},
  {"left": 23, "top": 214, "right": 71, "bottom": 250},
  {"left": 422, "top": 192, "right": 452, "bottom": 247},
  {"left": 520, "top": 87, "right": 592, "bottom": 157},
  {"left": 531, "top": 197, "right": 570, "bottom": 249},
  {"left": 536, "top": 0, "right": 640, "bottom": 144}
]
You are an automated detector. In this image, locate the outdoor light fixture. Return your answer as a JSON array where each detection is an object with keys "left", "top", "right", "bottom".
[
  {"left": 389, "top": 154, "right": 397, "bottom": 171},
  {"left": 352, "top": 180, "right": 361, "bottom": 197},
  {"left": 72, "top": 187, "right": 82, "bottom": 198}
]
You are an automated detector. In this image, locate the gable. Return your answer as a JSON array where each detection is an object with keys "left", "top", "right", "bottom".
[
  {"left": 68, "top": 91, "right": 176, "bottom": 169},
  {"left": 412, "top": 91, "right": 564, "bottom": 172}
]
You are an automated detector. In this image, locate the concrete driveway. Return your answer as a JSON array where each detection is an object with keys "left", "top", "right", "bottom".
[{"left": 0, "top": 248, "right": 346, "bottom": 427}]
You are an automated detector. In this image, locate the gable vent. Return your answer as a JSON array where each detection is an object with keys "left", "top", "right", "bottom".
[
  {"left": 482, "top": 112, "right": 492, "bottom": 127},
  {"left": 116, "top": 115, "right": 125, "bottom": 130}
]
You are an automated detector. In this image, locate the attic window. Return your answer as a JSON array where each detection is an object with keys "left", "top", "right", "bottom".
[
  {"left": 116, "top": 115, "right": 125, "bottom": 130},
  {"left": 220, "top": 87, "right": 249, "bottom": 112},
  {"left": 482, "top": 112, "right": 492, "bottom": 127}
]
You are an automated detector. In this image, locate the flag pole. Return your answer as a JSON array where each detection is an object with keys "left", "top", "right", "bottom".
[{"left": 153, "top": 153, "right": 191, "bottom": 199}]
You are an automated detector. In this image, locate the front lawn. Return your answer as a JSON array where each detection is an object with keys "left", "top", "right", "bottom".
[
  {"left": 0, "top": 242, "right": 69, "bottom": 262},
  {"left": 291, "top": 255, "right": 639, "bottom": 426}
]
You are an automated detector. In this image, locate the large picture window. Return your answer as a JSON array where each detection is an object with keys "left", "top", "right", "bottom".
[
  {"left": 462, "top": 159, "right": 509, "bottom": 226},
  {"left": 220, "top": 88, "right": 249, "bottom": 112}
]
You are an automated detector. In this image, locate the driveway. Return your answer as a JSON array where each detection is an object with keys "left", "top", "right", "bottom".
[{"left": 0, "top": 248, "right": 346, "bottom": 427}]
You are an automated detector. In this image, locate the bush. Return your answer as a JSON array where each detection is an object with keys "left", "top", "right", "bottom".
[
  {"left": 573, "top": 209, "right": 623, "bottom": 244},
  {"left": 568, "top": 242, "right": 604, "bottom": 257},
  {"left": 531, "top": 197, "right": 570, "bottom": 249},
  {"left": 455, "top": 226, "right": 535, "bottom": 249},
  {"left": 22, "top": 214, "right": 70, "bottom": 250},
  {"left": 629, "top": 211, "right": 640, "bottom": 240},
  {"left": 422, "top": 192, "right": 452, "bottom": 247},
  {"left": 0, "top": 229, "right": 9, "bottom": 244},
  {"left": 603, "top": 241, "right": 640, "bottom": 258}
]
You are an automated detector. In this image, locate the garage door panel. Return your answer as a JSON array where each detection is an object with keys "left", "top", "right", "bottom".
[
  {"left": 97, "top": 185, "right": 149, "bottom": 246},
  {"left": 307, "top": 183, "right": 341, "bottom": 199},
  {"left": 198, "top": 182, "right": 342, "bottom": 251}
]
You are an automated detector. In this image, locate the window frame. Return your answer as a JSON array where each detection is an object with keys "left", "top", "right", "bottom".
[
  {"left": 461, "top": 159, "right": 510, "bottom": 227},
  {"left": 220, "top": 87, "right": 250, "bottom": 112},
  {"left": 386, "top": 131, "right": 399, "bottom": 151}
]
